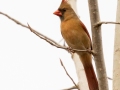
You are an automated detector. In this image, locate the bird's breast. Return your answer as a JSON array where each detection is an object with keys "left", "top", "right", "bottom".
[
  {"left": 60, "top": 20, "right": 91, "bottom": 50},
  {"left": 61, "top": 27, "right": 84, "bottom": 49}
]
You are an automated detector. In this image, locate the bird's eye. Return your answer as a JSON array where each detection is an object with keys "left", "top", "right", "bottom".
[
  {"left": 62, "top": 8, "right": 66, "bottom": 12},
  {"left": 58, "top": 8, "right": 67, "bottom": 13}
]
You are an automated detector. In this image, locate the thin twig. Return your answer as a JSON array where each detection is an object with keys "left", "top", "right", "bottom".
[
  {"left": 60, "top": 59, "right": 80, "bottom": 90},
  {"left": 107, "top": 77, "right": 112, "bottom": 80},
  {"left": 27, "top": 24, "right": 91, "bottom": 53},
  {"left": 0, "top": 12, "right": 28, "bottom": 28},
  {"left": 58, "top": 38, "right": 64, "bottom": 43},
  {"left": 0, "top": 11, "right": 61, "bottom": 47},
  {"left": 62, "top": 85, "right": 77, "bottom": 90},
  {"left": 94, "top": 21, "right": 120, "bottom": 27},
  {"left": 0, "top": 11, "right": 93, "bottom": 54}
]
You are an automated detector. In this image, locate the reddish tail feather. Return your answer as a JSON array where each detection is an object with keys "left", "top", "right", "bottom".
[
  {"left": 79, "top": 53, "right": 99, "bottom": 90},
  {"left": 84, "top": 64, "right": 99, "bottom": 90}
]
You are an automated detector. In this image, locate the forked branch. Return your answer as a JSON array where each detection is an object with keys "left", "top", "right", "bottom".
[{"left": 0, "top": 11, "right": 93, "bottom": 54}]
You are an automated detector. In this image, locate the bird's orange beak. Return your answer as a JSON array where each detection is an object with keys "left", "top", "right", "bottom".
[{"left": 53, "top": 10, "right": 62, "bottom": 16}]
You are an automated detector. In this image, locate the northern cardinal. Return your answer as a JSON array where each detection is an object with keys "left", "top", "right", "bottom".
[{"left": 53, "top": 0, "right": 99, "bottom": 90}]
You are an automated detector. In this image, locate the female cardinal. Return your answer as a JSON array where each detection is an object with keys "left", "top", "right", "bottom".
[{"left": 53, "top": 0, "right": 99, "bottom": 90}]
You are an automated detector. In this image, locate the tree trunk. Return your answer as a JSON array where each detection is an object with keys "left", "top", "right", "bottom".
[
  {"left": 88, "top": 0, "right": 109, "bottom": 90},
  {"left": 113, "top": 0, "right": 120, "bottom": 90}
]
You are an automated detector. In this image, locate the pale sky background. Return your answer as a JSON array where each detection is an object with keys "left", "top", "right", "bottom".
[{"left": 0, "top": 0, "right": 117, "bottom": 90}]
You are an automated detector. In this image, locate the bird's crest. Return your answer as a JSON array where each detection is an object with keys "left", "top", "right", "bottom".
[{"left": 62, "top": 0, "right": 67, "bottom": 3}]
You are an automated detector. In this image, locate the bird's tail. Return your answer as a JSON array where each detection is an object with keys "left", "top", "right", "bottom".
[{"left": 79, "top": 53, "right": 99, "bottom": 90}]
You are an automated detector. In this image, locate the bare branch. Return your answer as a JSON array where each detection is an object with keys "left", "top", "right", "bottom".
[
  {"left": 88, "top": 0, "right": 109, "bottom": 90},
  {"left": 62, "top": 85, "right": 78, "bottom": 90},
  {"left": 0, "top": 12, "right": 28, "bottom": 28},
  {"left": 0, "top": 11, "right": 93, "bottom": 54},
  {"left": 94, "top": 21, "right": 120, "bottom": 27},
  {"left": 107, "top": 77, "right": 112, "bottom": 80},
  {"left": 0, "top": 11, "right": 60, "bottom": 48},
  {"left": 27, "top": 23, "right": 92, "bottom": 53},
  {"left": 60, "top": 59, "right": 80, "bottom": 90},
  {"left": 113, "top": 1, "right": 120, "bottom": 90}
]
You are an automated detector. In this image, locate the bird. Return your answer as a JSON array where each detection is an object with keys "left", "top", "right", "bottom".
[{"left": 53, "top": 0, "right": 99, "bottom": 90}]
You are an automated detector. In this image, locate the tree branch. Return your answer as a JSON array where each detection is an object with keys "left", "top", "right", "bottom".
[
  {"left": 0, "top": 11, "right": 93, "bottom": 54},
  {"left": 94, "top": 21, "right": 120, "bottom": 27},
  {"left": 113, "top": 0, "right": 120, "bottom": 89},
  {"left": 60, "top": 59, "right": 80, "bottom": 90},
  {"left": 107, "top": 77, "right": 112, "bottom": 80},
  {"left": 88, "top": 0, "right": 109, "bottom": 90}
]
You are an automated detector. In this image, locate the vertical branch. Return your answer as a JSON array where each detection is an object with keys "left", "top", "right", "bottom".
[
  {"left": 88, "top": 0, "right": 109, "bottom": 90},
  {"left": 72, "top": 53, "right": 89, "bottom": 90},
  {"left": 67, "top": 0, "right": 89, "bottom": 90},
  {"left": 113, "top": 0, "right": 120, "bottom": 90}
]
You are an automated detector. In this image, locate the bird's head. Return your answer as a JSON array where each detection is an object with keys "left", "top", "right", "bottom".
[{"left": 53, "top": 0, "right": 76, "bottom": 21}]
